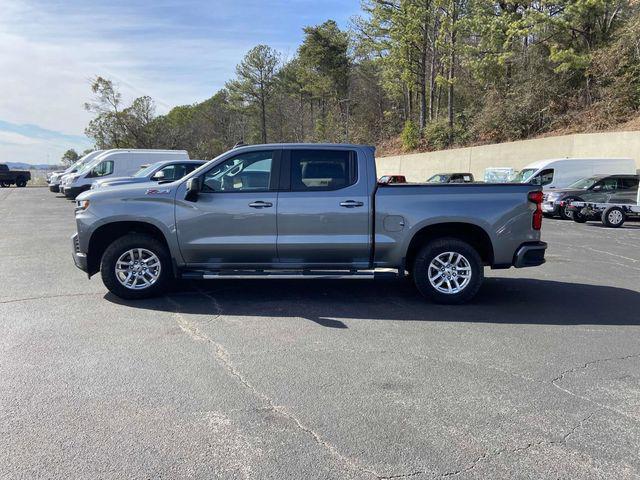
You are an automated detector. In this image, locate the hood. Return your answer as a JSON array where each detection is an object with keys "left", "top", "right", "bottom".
[
  {"left": 92, "top": 176, "right": 144, "bottom": 189},
  {"left": 77, "top": 180, "right": 179, "bottom": 202},
  {"left": 544, "top": 188, "right": 585, "bottom": 198}
]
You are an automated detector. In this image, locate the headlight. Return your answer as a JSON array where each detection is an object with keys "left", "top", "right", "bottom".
[{"left": 75, "top": 199, "right": 90, "bottom": 211}]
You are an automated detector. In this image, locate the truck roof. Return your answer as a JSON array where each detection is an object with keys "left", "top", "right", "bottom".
[{"left": 231, "top": 143, "right": 375, "bottom": 151}]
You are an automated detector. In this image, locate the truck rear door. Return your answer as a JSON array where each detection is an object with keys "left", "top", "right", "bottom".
[{"left": 276, "top": 148, "right": 371, "bottom": 267}]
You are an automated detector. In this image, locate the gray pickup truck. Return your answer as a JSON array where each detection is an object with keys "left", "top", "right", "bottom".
[{"left": 72, "top": 144, "right": 547, "bottom": 304}]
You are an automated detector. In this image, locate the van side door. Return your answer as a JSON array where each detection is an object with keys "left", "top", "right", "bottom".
[{"left": 276, "top": 148, "right": 371, "bottom": 268}]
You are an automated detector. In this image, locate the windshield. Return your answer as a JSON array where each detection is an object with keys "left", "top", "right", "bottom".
[
  {"left": 427, "top": 174, "right": 449, "bottom": 183},
  {"left": 568, "top": 177, "right": 600, "bottom": 189},
  {"left": 511, "top": 168, "right": 537, "bottom": 183},
  {"left": 134, "top": 162, "right": 163, "bottom": 178}
]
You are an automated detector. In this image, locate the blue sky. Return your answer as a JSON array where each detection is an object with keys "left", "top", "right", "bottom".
[{"left": 0, "top": 0, "right": 361, "bottom": 164}]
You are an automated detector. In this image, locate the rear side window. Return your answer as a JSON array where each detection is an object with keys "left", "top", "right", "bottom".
[
  {"left": 290, "top": 150, "right": 356, "bottom": 191},
  {"left": 620, "top": 177, "right": 639, "bottom": 189}
]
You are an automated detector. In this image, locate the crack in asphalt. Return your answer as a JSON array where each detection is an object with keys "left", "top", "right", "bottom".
[
  {"left": 0, "top": 291, "right": 104, "bottom": 305},
  {"left": 166, "top": 292, "right": 381, "bottom": 480},
  {"left": 550, "top": 353, "right": 640, "bottom": 422},
  {"left": 435, "top": 409, "right": 601, "bottom": 479},
  {"left": 551, "top": 353, "right": 640, "bottom": 386}
]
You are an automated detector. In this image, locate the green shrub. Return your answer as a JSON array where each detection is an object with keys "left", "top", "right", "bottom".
[{"left": 400, "top": 120, "right": 420, "bottom": 151}]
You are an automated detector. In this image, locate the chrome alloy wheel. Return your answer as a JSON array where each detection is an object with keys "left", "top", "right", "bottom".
[
  {"left": 115, "top": 248, "right": 161, "bottom": 290},
  {"left": 607, "top": 209, "right": 624, "bottom": 225},
  {"left": 428, "top": 252, "right": 472, "bottom": 294}
]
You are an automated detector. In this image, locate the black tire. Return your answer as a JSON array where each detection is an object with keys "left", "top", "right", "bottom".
[
  {"left": 412, "top": 237, "right": 484, "bottom": 305},
  {"left": 601, "top": 206, "right": 626, "bottom": 228},
  {"left": 15, "top": 177, "right": 27, "bottom": 188},
  {"left": 559, "top": 198, "right": 578, "bottom": 220},
  {"left": 100, "top": 233, "right": 172, "bottom": 299},
  {"left": 572, "top": 211, "right": 587, "bottom": 223},
  {"left": 0, "top": 181, "right": 9, "bottom": 188}
]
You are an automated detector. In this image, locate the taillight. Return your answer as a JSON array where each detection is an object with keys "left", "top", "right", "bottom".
[{"left": 528, "top": 191, "right": 543, "bottom": 230}]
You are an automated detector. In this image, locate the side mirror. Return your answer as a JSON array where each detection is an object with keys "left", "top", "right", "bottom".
[
  {"left": 185, "top": 177, "right": 201, "bottom": 201},
  {"left": 152, "top": 170, "right": 166, "bottom": 181}
]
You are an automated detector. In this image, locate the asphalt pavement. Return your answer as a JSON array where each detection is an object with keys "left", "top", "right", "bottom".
[{"left": 1, "top": 187, "right": 640, "bottom": 479}]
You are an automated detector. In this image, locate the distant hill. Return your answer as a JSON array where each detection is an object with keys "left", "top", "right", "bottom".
[{"left": 4, "top": 162, "right": 61, "bottom": 170}]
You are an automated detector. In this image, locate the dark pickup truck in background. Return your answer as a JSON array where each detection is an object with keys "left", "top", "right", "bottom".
[{"left": 0, "top": 164, "right": 31, "bottom": 187}]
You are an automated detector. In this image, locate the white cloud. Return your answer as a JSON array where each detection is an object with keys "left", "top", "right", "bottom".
[{"left": 0, "top": 130, "right": 41, "bottom": 146}]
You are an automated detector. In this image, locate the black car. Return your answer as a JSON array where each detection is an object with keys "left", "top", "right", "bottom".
[{"left": 542, "top": 174, "right": 639, "bottom": 219}]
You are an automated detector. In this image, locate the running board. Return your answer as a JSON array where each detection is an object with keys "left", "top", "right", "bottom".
[{"left": 180, "top": 269, "right": 399, "bottom": 281}]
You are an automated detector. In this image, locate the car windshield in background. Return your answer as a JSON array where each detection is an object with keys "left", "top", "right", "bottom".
[
  {"left": 427, "top": 174, "right": 449, "bottom": 183},
  {"left": 511, "top": 169, "right": 537, "bottom": 183},
  {"left": 568, "top": 177, "right": 600, "bottom": 189},
  {"left": 134, "top": 162, "right": 162, "bottom": 178}
]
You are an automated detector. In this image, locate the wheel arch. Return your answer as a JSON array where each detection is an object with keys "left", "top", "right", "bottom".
[
  {"left": 404, "top": 222, "right": 494, "bottom": 273},
  {"left": 87, "top": 221, "right": 171, "bottom": 276}
]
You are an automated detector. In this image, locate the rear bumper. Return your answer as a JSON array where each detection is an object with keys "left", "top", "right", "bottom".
[
  {"left": 541, "top": 202, "right": 558, "bottom": 215},
  {"left": 513, "top": 241, "right": 547, "bottom": 268},
  {"left": 71, "top": 233, "right": 88, "bottom": 273}
]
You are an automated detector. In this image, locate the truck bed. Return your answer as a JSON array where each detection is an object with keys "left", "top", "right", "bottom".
[{"left": 374, "top": 183, "right": 540, "bottom": 268}]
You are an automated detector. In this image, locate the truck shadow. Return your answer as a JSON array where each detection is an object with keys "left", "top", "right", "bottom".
[{"left": 105, "top": 277, "right": 640, "bottom": 329}]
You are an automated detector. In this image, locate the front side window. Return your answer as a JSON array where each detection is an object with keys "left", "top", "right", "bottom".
[
  {"left": 592, "top": 177, "right": 618, "bottom": 191},
  {"left": 202, "top": 151, "right": 274, "bottom": 192},
  {"left": 531, "top": 169, "right": 554, "bottom": 186},
  {"left": 90, "top": 160, "right": 114, "bottom": 178},
  {"left": 290, "top": 150, "right": 355, "bottom": 191}
]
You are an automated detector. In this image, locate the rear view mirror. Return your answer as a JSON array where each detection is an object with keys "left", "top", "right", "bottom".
[{"left": 185, "top": 177, "right": 201, "bottom": 201}]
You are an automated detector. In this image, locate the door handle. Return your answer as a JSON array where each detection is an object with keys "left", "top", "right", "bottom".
[
  {"left": 340, "top": 200, "right": 364, "bottom": 208},
  {"left": 248, "top": 201, "right": 273, "bottom": 208}
]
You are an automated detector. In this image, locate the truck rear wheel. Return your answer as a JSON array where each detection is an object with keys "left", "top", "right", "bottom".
[
  {"left": 412, "top": 238, "right": 483, "bottom": 305},
  {"left": 15, "top": 177, "right": 27, "bottom": 188},
  {"left": 100, "top": 233, "right": 172, "bottom": 300},
  {"left": 601, "top": 206, "right": 626, "bottom": 228}
]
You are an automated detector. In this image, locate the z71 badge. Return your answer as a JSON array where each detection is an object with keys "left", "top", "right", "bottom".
[{"left": 145, "top": 188, "right": 171, "bottom": 195}]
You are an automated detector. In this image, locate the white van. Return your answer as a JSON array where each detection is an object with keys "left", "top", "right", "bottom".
[
  {"left": 511, "top": 158, "right": 637, "bottom": 190},
  {"left": 48, "top": 150, "right": 104, "bottom": 193},
  {"left": 61, "top": 149, "right": 189, "bottom": 198}
]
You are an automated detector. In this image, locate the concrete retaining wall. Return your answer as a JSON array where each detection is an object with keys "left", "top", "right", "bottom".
[{"left": 376, "top": 131, "right": 640, "bottom": 182}]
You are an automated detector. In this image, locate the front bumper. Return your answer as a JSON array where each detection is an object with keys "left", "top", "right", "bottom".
[
  {"left": 71, "top": 233, "right": 88, "bottom": 273},
  {"left": 49, "top": 184, "right": 60, "bottom": 193},
  {"left": 64, "top": 185, "right": 88, "bottom": 199},
  {"left": 513, "top": 241, "right": 547, "bottom": 268}
]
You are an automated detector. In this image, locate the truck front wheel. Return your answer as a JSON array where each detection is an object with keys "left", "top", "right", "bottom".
[
  {"left": 412, "top": 238, "right": 483, "bottom": 305},
  {"left": 100, "top": 233, "right": 172, "bottom": 299}
]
